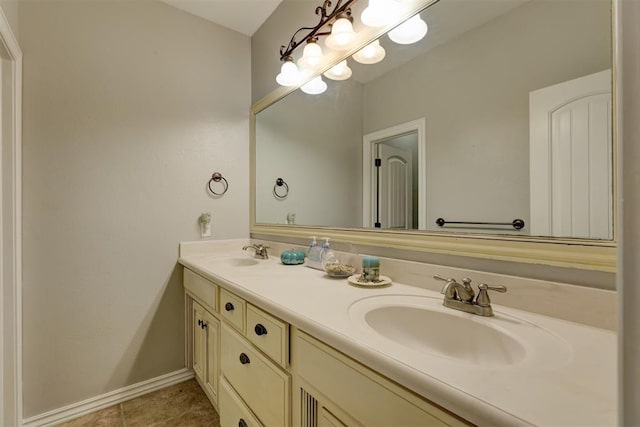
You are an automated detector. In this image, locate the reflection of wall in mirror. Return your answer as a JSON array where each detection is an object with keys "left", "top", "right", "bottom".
[
  {"left": 256, "top": 80, "right": 364, "bottom": 226},
  {"left": 363, "top": 0, "right": 611, "bottom": 236}
]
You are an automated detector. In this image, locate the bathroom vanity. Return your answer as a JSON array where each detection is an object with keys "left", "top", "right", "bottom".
[{"left": 179, "top": 239, "right": 616, "bottom": 427}]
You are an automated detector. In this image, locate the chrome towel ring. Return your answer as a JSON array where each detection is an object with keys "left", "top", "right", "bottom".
[
  {"left": 208, "top": 172, "right": 229, "bottom": 196},
  {"left": 273, "top": 177, "right": 289, "bottom": 199}
]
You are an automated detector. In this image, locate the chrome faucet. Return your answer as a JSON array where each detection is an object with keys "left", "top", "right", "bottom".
[
  {"left": 242, "top": 243, "right": 270, "bottom": 259},
  {"left": 433, "top": 275, "right": 506, "bottom": 317}
]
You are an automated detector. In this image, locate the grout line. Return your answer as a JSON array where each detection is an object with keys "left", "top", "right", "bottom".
[{"left": 120, "top": 403, "right": 127, "bottom": 427}]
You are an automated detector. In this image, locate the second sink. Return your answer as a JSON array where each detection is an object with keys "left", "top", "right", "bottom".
[
  {"left": 348, "top": 294, "right": 572, "bottom": 368},
  {"left": 365, "top": 304, "right": 526, "bottom": 365}
]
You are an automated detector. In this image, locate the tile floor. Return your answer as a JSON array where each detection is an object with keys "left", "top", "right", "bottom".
[{"left": 55, "top": 379, "right": 220, "bottom": 427}]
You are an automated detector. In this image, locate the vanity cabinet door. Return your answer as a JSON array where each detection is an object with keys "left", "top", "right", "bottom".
[
  {"left": 318, "top": 408, "right": 347, "bottom": 427},
  {"left": 193, "top": 301, "right": 220, "bottom": 406},
  {"left": 291, "top": 329, "right": 470, "bottom": 427},
  {"left": 203, "top": 309, "right": 220, "bottom": 404},
  {"left": 193, "top": 301, "right": 207, "bottom": 382}
]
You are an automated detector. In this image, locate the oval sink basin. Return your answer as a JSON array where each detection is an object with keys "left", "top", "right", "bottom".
[
  {"left": 349, "top": 295, "right": 571, "bottom": 368},
  {"left": 206, "top": 256, "right": 261, "bottom": 268},
  {"left": 224, "top": 258, "right": 259, "bottom": 267},
  {"left": 227, "top": 258, "right": 258, "bottom": 267},
  {"left": 365, "top": 305, "right": 526, "bottom": 365}
]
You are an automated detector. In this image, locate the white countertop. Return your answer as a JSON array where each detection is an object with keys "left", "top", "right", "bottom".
[{"left": 179, "top": 240, "right": 616, "bottom": 426}]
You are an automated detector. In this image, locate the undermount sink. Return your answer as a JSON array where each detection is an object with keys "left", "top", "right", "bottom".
[
  {"left": 208, "top": 256, "right": 260, "bottom": 267},
  {"left": 226, "top": 258, "right": 260, "bottom": 267},
  {"left": 348, "top": 294, "right": 572, "bottom": 368}
]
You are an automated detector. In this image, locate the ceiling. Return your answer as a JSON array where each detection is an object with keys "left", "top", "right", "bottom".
[{"left": 160, "top": 0, "right": 283, "bottom": 36}]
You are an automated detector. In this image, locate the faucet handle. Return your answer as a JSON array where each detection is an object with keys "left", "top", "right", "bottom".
[{"left": 476, "top": 283, "right": 507, "bottom": 307}]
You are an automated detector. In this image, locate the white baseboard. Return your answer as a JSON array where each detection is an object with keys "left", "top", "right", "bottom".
[{"left": 22, "top": 368, "right": 194, "bottom": 427}]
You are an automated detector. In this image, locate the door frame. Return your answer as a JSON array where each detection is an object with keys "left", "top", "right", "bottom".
[
  {"left": 0, "top": 7, "right": 22, "bottom": 426},
  {"left": 362, "top": 118, "right": 426, "bottom": 229}
]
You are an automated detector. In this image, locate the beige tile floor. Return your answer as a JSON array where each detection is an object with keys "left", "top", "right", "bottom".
[{"left": 55, "top": 379, "right": 220, "bottom": 427}]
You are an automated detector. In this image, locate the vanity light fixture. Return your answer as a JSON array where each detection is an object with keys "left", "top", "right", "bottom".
[
  {"left": 297, "top": 37, "right": 324, "bottom": 70},
  {"left": 361, "top": 0, "right": 401, "bottom": 28},
  {"left": 324, "top": 12, "right": 357, "bottom": 50},
  {"left": 275, "top": 56, "right": 301, "bottom": 86},
  {"left": 388, "top": 14, "right": 428, "bottom": 44},
  {"left": 352, "top": 39, "right": 386, "bottom": 64},
  {"left": 324, "top": 60, "right": 353, "bottom": 80},
  {"left": 301, "top": 75, "right": 328, "bottom": 94},
  {"left": 277, "top": 0, "right": 358, "bottom": 87}
]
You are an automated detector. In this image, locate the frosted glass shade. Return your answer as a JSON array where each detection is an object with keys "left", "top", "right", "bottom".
[
  {"left": 324, "top": 60, "right": 352, "bottom": 81},
  {"left": 325, "top": 18, "right": 357, "bottom": 50},
  {"left": 301, "top": 76, "right": 328, "bottom": 95},
  {"left": 361, "top": 0, "right": 400, "bottom": 28},
  {"left": 388, "top": 15, "right": 428, "bottom": 44},
  {"left": 352, "top": 40, "right": 386, "bottom": 64},
  {"left": 297, "top": 40, "right": 323, "bottom": 70},
  {"left": 276, "top": 59, "right": 301, "bottom": 86}
]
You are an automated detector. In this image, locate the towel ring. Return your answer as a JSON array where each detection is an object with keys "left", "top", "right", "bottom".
[
  {"left": 273, "top": 178, "right": 289, "bottom": 199},
  {"left": 208, "top": 172, "right": 229, "bottom": 196}
]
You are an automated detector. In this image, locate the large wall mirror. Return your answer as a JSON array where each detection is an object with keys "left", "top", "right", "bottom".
[{"left": 252, "top": 0, "right": 616, "bottom": 271}]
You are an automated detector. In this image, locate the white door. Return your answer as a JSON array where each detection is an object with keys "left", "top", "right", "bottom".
[
  {"left": 377, "top": 143, "right": 413, "bottom": 229},
  {"left": 529, "top": 69, "right": 612, "bottom": 239},
  {"left": 362, "top": 118, "right": 426, "bottom": 229}
]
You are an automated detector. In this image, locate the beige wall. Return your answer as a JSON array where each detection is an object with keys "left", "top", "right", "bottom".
[{"left": 20, "top": 0, "right": 250, "bottom": 417}]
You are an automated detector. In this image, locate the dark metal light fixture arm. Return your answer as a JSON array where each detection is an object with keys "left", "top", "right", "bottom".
[{"left": 279, "top": 0, "right": 358, "bottom": 60}]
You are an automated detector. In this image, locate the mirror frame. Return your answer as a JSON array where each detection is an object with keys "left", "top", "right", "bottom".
[{"left": 250, "top": 0, "right": 617, "bottom": 273}]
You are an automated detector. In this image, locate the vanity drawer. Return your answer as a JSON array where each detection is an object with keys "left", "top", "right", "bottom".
[
  {"left": 221, "top": 323, "right": 290, "bottom": 427},
  {"left": 184, "top": 268, "right": 217, "bottom": 313},
  {"left": 219, "top": 377, "right": 263, "bottom": 427},
  {"left": 246, "top": 303, "right": 289, "bottom": 367},
  {"left": 220, "top": 288, "right": 246, "bottom": 333}
]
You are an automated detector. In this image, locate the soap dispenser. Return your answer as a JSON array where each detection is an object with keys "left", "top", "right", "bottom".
[
  {"left": 306, "top": 236, "right": 323, "bottom": 270},
  {"left": 320, "top": 237, "right": 332, "bottom": 264}
]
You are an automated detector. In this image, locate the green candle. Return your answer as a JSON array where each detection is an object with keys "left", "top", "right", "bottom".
[{"left": 362, "top": 256, "right": 380, "bottom": 281}]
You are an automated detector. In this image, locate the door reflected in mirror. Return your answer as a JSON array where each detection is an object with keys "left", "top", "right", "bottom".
[{"left": 254, "top": 0, "right": 613, "bottom": 240}]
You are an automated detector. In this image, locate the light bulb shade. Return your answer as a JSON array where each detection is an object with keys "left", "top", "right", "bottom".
[
  {"left": 276, "top": 59, "right": 301, "bottom": 86},
  {"left": 388, "top": 15, "right": 428, "bottom": 44},
  {"left": 297, "top": 40, "right": 324, "bottom": 70},
  {"left": 352, "top": 40, "right": 386, "bottom": 64},
  {"left": 325, "top": 18, "right": 357, "bottom": 50},
  {"left": 301, "top": 76, "right": 328, "bottom": 95},
  {"left": 361, "top": 0, "right": 400, "bottom": 28},
  {"left": 324, "top": 60, "right": 352, "bottom": 81}
]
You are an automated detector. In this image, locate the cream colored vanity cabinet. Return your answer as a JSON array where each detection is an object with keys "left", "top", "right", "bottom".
[
  {"left": 184, "top": 269, "right": 220, "bottom": 407},
  {"left": 185, "top": 266, "right": 469, "bottom": 426},
  {"left": 184, "top": 267, "right": 291, "bottom": 426},
  {"left": 291, "top": 329, "right": 471, "bottom": 427}
]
